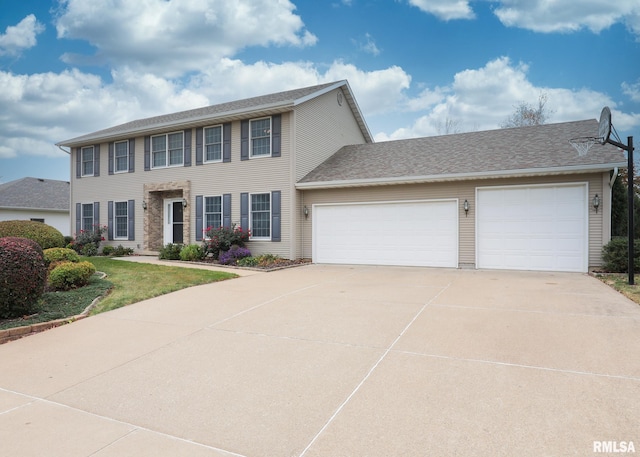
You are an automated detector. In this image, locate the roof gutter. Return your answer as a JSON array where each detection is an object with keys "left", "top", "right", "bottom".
[{"left": 295, "top": 162, "right": 628, "bottom": 190}]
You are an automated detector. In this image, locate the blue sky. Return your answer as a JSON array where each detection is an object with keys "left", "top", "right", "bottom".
[{"left": 0, "top": 0, "right": 639, "bottom": 184}]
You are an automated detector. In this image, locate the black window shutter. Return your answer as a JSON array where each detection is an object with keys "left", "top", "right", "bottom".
[
  {"left": 107, "top": 201, "right": 114, "bottom": 240},
  {"left": 223, "top": 193, "right": 231, "bottom": 229},
  {"left": 94, "top": 145, "right": 100, "bottom": 176},
  {"left": 129, "top": 139, "right": 135, "bottom": 173},
  {"left": 144, "top": 136, "right": 151, "bottom": 171},
  {"left": 184, "top": 129, "right": 192, "bottom": 167},
  {"left": 272, "top": 114, "right": 281, "bottom": 158},
  {"left": 240, "top": 192, "right": 249, "bottom": 231},
  {"left": 195, "top": 195, "right": 203, "bottom": 241},
  {"left": 93, "top": 202, "right": 100, "bottom": 227},
  {"left": 271, "top": 191, "right": 281, "bottom": 242},
  {"left": 240, "top": 120, "right": 249, "bottom": 161},
  {"left": 75, "top": 148, "right": 81, "bottom": 179},
  {"left": 75, "top": 202, "right": 81, "bottom": 234},
  {"left": 223, "top": 123, "right": 231, "bottom": 162},
  {"left": 195, "top": 127, "right": 203, "bottom": 166},
  {"left": 128, "top": 200, "right": 135, "bottom": 241},
  {"left": 108, "top": 143, "right": 114, "bottom": 175}
]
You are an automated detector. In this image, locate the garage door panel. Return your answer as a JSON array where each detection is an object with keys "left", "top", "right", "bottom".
[
  {"left": 314, "top": 201, "right": 458, "bottom": 267},
  {"left": 477, "top": 185, "right": 587, "bottom": 272}
]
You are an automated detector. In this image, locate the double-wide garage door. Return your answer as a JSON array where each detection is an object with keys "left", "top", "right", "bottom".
[
  {"left": 313, "top": 200, "right": 458, "bottom": 267},
  {"left": 477, "top": 184, "right": 588, "bottom": 272}
]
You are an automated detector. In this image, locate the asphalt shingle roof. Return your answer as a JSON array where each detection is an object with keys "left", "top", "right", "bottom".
[
  {"left": 0, "top": 177, "right": 70, "bottom": 210},
  {"left": 298, "top": 120, "right": 627, "bottom": 186}
]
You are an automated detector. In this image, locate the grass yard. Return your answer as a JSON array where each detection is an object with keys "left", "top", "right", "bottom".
[
  {"left": 594, "top": 273, "right": 640, "bottom": 305},
  {"left": 0, "top": 257, "right": 237, "bottom": 330}
]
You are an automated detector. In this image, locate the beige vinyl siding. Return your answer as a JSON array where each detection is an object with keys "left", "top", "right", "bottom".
[
  {"left": 294, "top": 88, "right": 368, "bottom": 181},
  {"left": 300, "top": 172, "right": 609, "bottom": 269},
  {"left": 71, "top": 114, "right": 293, "bottom": 258}
]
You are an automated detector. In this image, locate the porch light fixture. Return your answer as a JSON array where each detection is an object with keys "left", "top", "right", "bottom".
[
  {"left": 463, "top": 199, "right": 469, "bottom": 216},
  {"left": 182, "top": 198, "right": 188, "bottom": 208},
  {"left": 142, "top": 201, "right": 147, "bottom": 210},
  {"left": 592, "top": 194, "right": 600, "bottom": 213},
  {"left": 303, "top": 205, "right": 309, "bottom": 218}
]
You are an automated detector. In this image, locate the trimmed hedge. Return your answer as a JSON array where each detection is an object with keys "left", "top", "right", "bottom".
[
  {"left": 48, "top": 261, "right": 96, "bottom": 291},
  {"left": 0, "top": 237, "right": 47, "bottom": 318},
  {"left": 44, "top": 247, "right": 80, "bottom": 267},
  {"left": 0, "top": 220, "right": 65, "bottom": 249}
]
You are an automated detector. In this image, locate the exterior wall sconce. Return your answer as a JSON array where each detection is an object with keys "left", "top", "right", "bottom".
[
  {"left": 142, "top": 201, "right": 147, "bottom": 210},
  {"left": 182, "top": 198, "right": 188, "bottom": 208},
  {"left": 463, "top": 199, "right": 470, "bottom": 216},
  {"left": 303, "top": 205, "right": 309, "bottom": 218},
  {"left": 592, "top": 194, "right": 600, "bottom": 213}
]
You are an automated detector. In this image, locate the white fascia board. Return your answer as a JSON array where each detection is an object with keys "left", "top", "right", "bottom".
[
  {"left": 0, "top": 206, "right": 69, "bottom": 212},
  {"left": 296, "top": 162, "right": 628, "bottom": 189}
]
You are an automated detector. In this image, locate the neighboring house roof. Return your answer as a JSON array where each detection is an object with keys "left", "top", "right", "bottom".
[
  {"left": 57, "top": 80, "right": 372, "bottom": 147},
  {"left": 0, "top": 177, "right": 70, "bottom": 211},
  {"left": 297, "top": 120, "right": 628, "bottom": 189}
]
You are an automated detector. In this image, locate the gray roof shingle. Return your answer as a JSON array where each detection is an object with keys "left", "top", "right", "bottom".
[
  {"left": 298, "top": 120, "right": 627, "bottom": 187},
  {"left": 0, "top": 177, "right": 70, "bottom": 211}
]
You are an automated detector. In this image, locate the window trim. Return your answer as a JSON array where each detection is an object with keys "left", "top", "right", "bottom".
[
  {"left": 203, "top": 125, "right": 224, "bottom": 163},
  {"left": 81, "top": 203, "right": 94, "bottom": 232},
  {"left": 151, "top": 131, "right": 184, "bottom": 169},
  {"left": 113, "top": 200, "right": 129, "bottom": 240},
  {"left": 249, "top": 117, "right": 272, "bottom": 159},
  {"left": 114, "top": 140, "right": 129, "bottom": 173},
  {"left": 203, "top": 195, "right": 223, "bottom": 236},
  {"left": 249, "top": 192, "right": 271, "bottom": 240},
  {"left": 81, "top": 146, "right": 95, "bottom": 177}
]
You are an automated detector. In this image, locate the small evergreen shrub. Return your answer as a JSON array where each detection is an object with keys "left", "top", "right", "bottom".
[
  {"left": 0, "top": 220, "right": 65, "bottom": 249},
  {"left": 203, "top": 225, "right": 250, "bottom": 260},
  {"left": 219, "top": 245, "right": 252, "bottom": 265},
  {"left": 44, "top": 247, "right": 80, "bottom": 267},
  {"left": 0, "top": 237, "right": 47, "bottom": 318},
  {"left": 180, "top": 244, "right": 205, "bottom": 261},
  {"left": 102, "top": 245, "right": 115, "bottom": 256},
  {"left": 601, "top": 237, "right": 640, "bottom": 273},
  {"left": 159, "top": 243, "right": 183, "bottom": 260},
  {"left": 48, "top": 261, "right": 96, "bottom": 291},
  {"left": 112, "top": 245, "right": 134, "bottom": 257}
]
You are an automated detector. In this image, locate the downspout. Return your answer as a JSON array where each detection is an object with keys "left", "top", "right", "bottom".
[{"left": 610, "top": 167, "right": 618, "bottom": 188}]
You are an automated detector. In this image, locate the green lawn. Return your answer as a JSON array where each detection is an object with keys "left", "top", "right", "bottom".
[
  {"left": 0, "top": 257, "right": 237, "bottom": 330},
  {"left": 594, "top": 273, "right": 640, "bottom": 305}
]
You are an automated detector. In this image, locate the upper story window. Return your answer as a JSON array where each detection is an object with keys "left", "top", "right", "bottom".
[
  {"left": 250, "top": 117, "right": 271, "bottom": 158},
  {"left": 81, "top": 203, "right": 94, "bottom": 232},
  {"left": 250, "top": 193, "right": 271, "bottom": 239},
  {"left": 204, "top": 196, "right": 222, "bottom": 230},
  {"left": 204, "top": 126, "right": 223, "bottom": 163},
  {"left": 114, "top": 201, "right": 128, "bottom": 239},
  {"left": 114, "top": 140, "right": 129, "bottom": 173},
  {"left": 152, "top": 132, "right": 183, "bottom": 168},
  {"left": 81, "top": 146, "right": 95, "bottom": 176}
]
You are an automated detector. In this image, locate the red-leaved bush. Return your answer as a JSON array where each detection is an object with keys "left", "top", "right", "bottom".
[{"left": 0, "top": 237, "right": 47, "bottom": 319}]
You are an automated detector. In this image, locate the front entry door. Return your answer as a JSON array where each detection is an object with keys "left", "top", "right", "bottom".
[{"left": 163, "top": 199, "right": 184, "bottom": 245}]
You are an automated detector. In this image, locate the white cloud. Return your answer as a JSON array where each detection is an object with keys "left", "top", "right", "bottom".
[
  {"left": 408, "top": 0, "right": 475, "bottom": 20},
  {"left": 493, "top": 0, "right": 640, "bottom": 35},
  {"left": 622, "top": 80, "right": 640, "bottom": 102},
  {"left": 0, "top": 15, "right": 45, "bottom": 56},
  {"left": 356, "top": 33, "right": 381, "bottom": 56},
  {"left": 54, "top": 0, "right": 317, "bottom": 77}
]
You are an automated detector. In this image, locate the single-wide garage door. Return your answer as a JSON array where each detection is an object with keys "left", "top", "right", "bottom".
[
  {"left": 313, "top": 200, "right": 458, "bottom": 267},
  {"left": 477, "top": 184, "right": 587, "bottom": 272}
]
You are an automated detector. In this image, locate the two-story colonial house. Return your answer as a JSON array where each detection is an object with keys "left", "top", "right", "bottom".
[{"left": 58, "top": 80, "right": 626, "bottom": 272}]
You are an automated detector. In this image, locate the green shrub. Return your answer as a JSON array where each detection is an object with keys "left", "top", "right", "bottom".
[
  {"left": 71, "top": 224, "right": 106, "bottom": 256},
  {"left": 602, "top": 237, "right": 640, "bottom": 273},
  {"left": 44, "top": 247, "right": 80, "bottom": 267},
  {"left": 113, "top": 245, "right": 134, "bottom": 257},
  {"left": 48, "top": 261, "right": 96, "bottom": 291},
  {"left": 0, "top": 220, "right": 65, "bottom": 249},
  {"left": 159, "top": 243, "right": 183, "bottom": 260},
  {"left": 237, "top": 256, "right": 259, "bottom": 267},
  {"left": 0, "top": 237, "right": 47, "bottom": 318},
  {"left": 102, "top": 245, "right": 115, "bottom": 256},
  {"left": 180, "top": 244, "right": 205, "bottom": 261}
]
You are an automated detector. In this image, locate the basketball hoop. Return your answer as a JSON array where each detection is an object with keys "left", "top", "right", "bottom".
[{"left": 568, "top": 136, "right": 598, "bottom": 156}]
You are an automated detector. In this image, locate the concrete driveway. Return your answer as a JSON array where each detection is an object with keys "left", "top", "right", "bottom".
[{"left": 0, "top": 265, "right": 638, "bottom": 456}]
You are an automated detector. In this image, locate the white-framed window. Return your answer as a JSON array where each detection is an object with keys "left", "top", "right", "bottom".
[
  {"left": 204, "top": 125, "right": 223, "bottom": 162},
  {"left": 114, "top": 201, "right": 128, "bottom": 239},
  {"left": 250, "top": 193, "right": 271, "bottom": 239},
  {"left": 114, "top": 140, "right": 129, "bottom": 173},
  {"left": 250, "top": 117, "right": 271, "bottom": 158},
  {"left": 152, "top": 132, "right": 184, "bottom": 168},
  {"left": 204, "top": 196, "right": 223, "bottom": 230},
  {"left": 81, "top": 203, "right": 94, "bottom": 232},
  {"left": 81, "top": 146, "right": 95, "bottom": 176}
]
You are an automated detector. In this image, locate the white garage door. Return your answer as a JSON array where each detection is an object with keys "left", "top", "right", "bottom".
[
  {"left": 477, "top": 184, "right": 588, "bottom": 272},
  {"left": 313, "top": 200, "right": 458, "bottom": 267}
]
